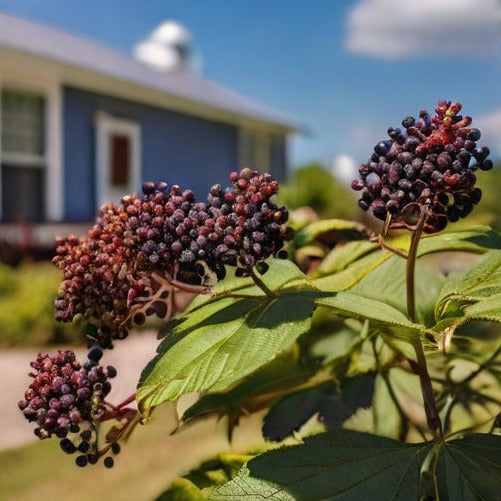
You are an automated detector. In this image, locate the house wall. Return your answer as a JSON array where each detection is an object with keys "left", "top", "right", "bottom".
[{"left": 62, "top": 86, "right": 239, "bottom": 221}]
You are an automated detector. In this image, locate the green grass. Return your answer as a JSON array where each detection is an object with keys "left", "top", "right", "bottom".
[{"left": 0, "top": 405, "right": 263, "bottom": 501}]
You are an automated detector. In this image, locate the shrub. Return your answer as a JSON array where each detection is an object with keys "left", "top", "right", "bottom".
[
  {"left": 0, "top": 262, "right": 82, "bottom": 346},
  {"left": 16, "top": 102, "right": 501, "bottom": 500}
]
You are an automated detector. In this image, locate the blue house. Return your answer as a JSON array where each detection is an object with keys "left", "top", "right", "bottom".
[{"left": 0, "top": 12, "right": 295, "bottom": 246}]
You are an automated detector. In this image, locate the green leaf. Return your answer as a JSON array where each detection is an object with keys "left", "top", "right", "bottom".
[
  {"left": 312, "top": 249, "right": 392, "bottom": 290},
  {"left": 185, "top": 259, "right": 308, "bottom": 313},
  {"left": 385, "top": 225, "right": 501, "bottom": 257},
  {"left": 316, "top": 292, "right": 424, "bottom": 341},
  {"left": 373, "top": 375, "right": 402, "bottom": 440},
  {"left": 436, "top": 434, "right": 501, "bottom": 501},
  {"left": 261, "top": 374, "right": 375, "bottom": 442},
  {"left": 436, "top": 250, "right": 501, "bottom": 320},
  {"left": 138, "top": 289, "right": 321, "bottom": 413},
  {"left": 155, "top": 478, "right": 206, "bottom": 501},
  {"left": 314, "top": 240, "right": 378, "bottom": 276},
  {"left": 262, "top": 383, "right": 339, "bottom": 442},
  {"left": 350, "top": 255, "right": 443, "bottom": 327},
  {"left": 293, "top": 219, "right": 367, "bottom": 248},
  {"left": 463, "top": 293, "right": 501, "bottom": 322},
  {"left": 305, "top": 318, "right": 362, "bottom": 365},
  {"left": 417, "top": 225, "right": 501, "bottom": 256},
  {"left": 211, "top": 430, "right": 431, "bottom": 500},
  {"left": 156, "top": 453, "right": 256, "bottom": 500},
  {"left": 313, "top": 226, "right": 500, "bottom": 285},
  {"left": 180, "top": 345, "right": 312, "bottom": 439}
]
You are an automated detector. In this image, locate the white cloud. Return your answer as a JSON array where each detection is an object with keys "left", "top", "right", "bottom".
[
  {"left": 475, "top": 107, "right": 501, "bottom": 157},
  {"left": 133, "top": 20, "right": 194, "bottom": 72},
  {"left": 345, "top": 0, "right": 499, "bottom": 59}
]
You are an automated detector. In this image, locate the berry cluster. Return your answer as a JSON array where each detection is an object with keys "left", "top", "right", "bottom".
[
  {"left": 53, "top": 203, "right": 139, "bottom": 346},
  {"left": 351, "top": 100, "right": 492, "bottom": 233},
  {"left": 18, "top": 348, "right": 120, "bottom": 467},
  {"left": 205, "top": 168, "right": 288, "bottom": 273},
  {"left": 53, "top": 170, "right": 288, "bottom": 347}
]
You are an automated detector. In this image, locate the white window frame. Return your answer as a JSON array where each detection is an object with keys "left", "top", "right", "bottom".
[
  {"left": 0, "top": 77, "right": 63, "bottom": 221},
  {"left": 95, "top": 112, "right": 141, "bottom": 209}
]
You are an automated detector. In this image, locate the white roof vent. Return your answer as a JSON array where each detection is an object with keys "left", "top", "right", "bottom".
[{"left": 133, "top": 20, "right": 194, "bottom": 73}]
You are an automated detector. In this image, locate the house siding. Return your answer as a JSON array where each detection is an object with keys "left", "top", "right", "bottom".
[
  {"left": 62, "top": 86, "right": 238, "bottom": 221},
  {"left": 271, "top": 136, "right": 287, "bottom": 182}
]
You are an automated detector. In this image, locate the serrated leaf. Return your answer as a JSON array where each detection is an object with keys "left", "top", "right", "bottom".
[
  {"left": 211, "top": 430, "right": 431, "bottom": 500},
  {"left": 316, "top": 292, "right": 424, "bottom": 341},
  {"left": 180, "top": 345, "right": 313, "bottom": 439},
  {"left": 293, "top": 219, "right": 367, "bottom": 248},
  {"left": 137, "top": 289, "right": 320, "bottom": 413},
  {"left": 185, "top": 259, "right": 308, "bottom": 314},
  {"left": 436, "top": 434, "right": 501, "bottom": 501},
  {"left": 463, "top": 293, "right": 501, "bottom": 322},
  {"left": 436, "top": 251, "right": 501, "bottom": 320}
]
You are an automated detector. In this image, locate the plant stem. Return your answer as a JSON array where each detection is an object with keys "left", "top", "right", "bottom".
[
  {"left": 405, "top": 205, "right": 443, "bottom": 441},
  {"left": 373, "top": 234, "right": 408, "bottom": 259},
  {"left": 113, "top": 393, "right": 136, "bottom": 410},
  {"left": 248, "top": 267, "right": 275, "bottom": 297},
  {"left": 406, "top": 206, "right": 428, "bottom": 323},
  {"left": 411, "top": 339, "right": 443, "bottom": 441}
]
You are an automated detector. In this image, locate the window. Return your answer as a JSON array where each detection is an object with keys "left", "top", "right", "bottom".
[
  {"left": 1, "top": 89, "right": 46, "bottom": 222},
  {"left": 95, "top": 112, "right": 141, "bottom": 208}
]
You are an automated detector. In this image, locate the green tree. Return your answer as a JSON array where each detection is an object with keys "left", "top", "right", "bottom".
[{"left": 279, "top": 163, "right": 356, "bottom": 219}]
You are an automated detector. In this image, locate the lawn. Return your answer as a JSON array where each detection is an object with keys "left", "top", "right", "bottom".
[{"left": 0, "top": 404, "right": 264, "bottom": 501}]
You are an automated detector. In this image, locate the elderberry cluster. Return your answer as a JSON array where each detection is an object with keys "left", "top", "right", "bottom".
[
  {"left": 53, "top": 169, "right": 288, "bottom": 348},
  {"left": 53, "top": 202, "right": 141, "bottom": 345},
  {"left": 351, "top": 100, "right": 492, "bottom": 233},
  {"left": 205, "top": 168, "right": 288, "bottom": 274},
  {"left": 18, "top": 347, "right": 121, "bottom": 467}
]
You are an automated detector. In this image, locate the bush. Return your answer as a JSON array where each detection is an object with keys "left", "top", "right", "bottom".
[
  {"left": 15, "top": 102, "right": 501, "bottom": 499},
  {"left": 0, "top": 261, "right": 82, "bottom": 346},
  {"left": 279, "top": 163, "right": 356, "bottom": 219}
]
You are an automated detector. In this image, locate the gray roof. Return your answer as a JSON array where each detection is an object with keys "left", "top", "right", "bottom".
[{"left": 0, "top": 11, "right": 297, "bottom": 130}]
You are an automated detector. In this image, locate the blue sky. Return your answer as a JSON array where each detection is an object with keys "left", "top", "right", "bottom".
[{"left": 0, "top": 0, "right": 499, "bottom": 178}]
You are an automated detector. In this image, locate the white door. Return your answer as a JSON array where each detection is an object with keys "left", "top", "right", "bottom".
[{"left": 95, "top": 112, "right": 141, "bottom": 208}]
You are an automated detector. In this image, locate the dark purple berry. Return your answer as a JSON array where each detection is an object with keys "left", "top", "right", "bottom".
[
  {"left": 75, "top": 455, "right": 88, "bottom": 467},
  {"left": 60, "top": 438, "right": 76, "bottom": 454}
]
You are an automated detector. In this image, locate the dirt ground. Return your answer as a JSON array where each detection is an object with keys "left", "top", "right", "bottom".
[{"left": 0, "top": 331, "right": 161, "bottom": 451}]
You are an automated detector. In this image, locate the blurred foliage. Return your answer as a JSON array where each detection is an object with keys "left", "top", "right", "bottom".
[
  {"left": 0, "top": 261, "right": 83, "bottom": 346},
  {"left": 474, "top": 163, "right": 501, "bottom": 230},
  {"left": 278, "top": 163, "right": 356, "bottom": 220}
]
